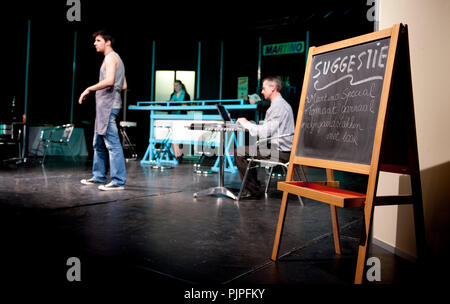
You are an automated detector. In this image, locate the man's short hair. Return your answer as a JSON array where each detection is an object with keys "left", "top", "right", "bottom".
[
  {"left": 263, "top": 76, "right": 282, "bottom": 92},
  {"left": 92, "top": 30, "right": 115, "bottom": 48}
]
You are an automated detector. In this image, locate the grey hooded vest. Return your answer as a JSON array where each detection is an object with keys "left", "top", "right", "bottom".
[{"left": 94, "top": 51, "right": 125, "bottom": 135}]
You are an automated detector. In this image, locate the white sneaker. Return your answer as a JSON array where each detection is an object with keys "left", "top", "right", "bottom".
[
  {"left": 98, "top": 182, "right": 125, "bottom": 191},
  {"left": 81, "top": 178, "right": 105, "bottom": 185}
]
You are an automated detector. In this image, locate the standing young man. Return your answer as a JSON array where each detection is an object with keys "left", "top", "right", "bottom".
[{"left": 79, "top": 30, "right": 127, "bottom": 190}]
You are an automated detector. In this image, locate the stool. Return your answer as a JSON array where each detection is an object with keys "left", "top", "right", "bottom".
[{"left": 119, "top": 121, "right": 138, "bottom": 160}]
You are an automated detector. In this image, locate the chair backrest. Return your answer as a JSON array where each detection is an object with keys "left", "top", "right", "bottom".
[
  {"left": 44, "top": 124, "right": 74, "bottom": 143},
  {"left": 59, "top": 124, "right": 74, "bottom": 143}
]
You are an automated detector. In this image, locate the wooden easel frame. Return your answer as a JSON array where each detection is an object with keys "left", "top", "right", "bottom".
[{"left": 271, "top": 23, "right": 426, "bottom": 284}]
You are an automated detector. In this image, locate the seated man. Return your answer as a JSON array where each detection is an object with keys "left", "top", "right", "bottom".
[{"left": 235, "top": 76, "right": 295, "bottom": 198}]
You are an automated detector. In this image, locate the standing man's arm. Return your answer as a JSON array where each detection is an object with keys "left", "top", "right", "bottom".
[{"left": 78, "top": 54, "right": 118, "bottom": 104}]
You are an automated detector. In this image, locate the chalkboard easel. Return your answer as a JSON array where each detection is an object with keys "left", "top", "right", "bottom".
[{"left": 271, "top": 24, "right": 426, "bottom": 284}]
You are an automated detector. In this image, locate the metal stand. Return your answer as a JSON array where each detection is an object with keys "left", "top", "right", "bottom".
[
  {"left": 193, "top": 124, "right": 237, "bottom": 200},
  {"left": 119, "top": 121, "right": 138, "bottom": 160},
  {"left": 120, "top": 89, "right": 138, "bottom": 161},
  {"left": 2, "top": 122, "right": 33, "bottom": 166},
  {"left": 151, "top": 164, "right": 173, "bottom": 171}
]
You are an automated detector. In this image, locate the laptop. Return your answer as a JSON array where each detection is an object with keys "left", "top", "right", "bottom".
[
  {"left": 215, "top": 104, "right": 246, "bottom": 133},
  {"left": 216, "top": 104, "right": 234, "bottom": 123}
]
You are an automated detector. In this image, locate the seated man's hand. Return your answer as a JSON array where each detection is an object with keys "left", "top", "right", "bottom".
[{"left": 237, "top": 117, "right": 249, "bottom": 125}]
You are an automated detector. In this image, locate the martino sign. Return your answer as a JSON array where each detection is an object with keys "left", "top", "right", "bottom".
[{"left": 263, "top": 41, "right": 305, "bottom": 56}]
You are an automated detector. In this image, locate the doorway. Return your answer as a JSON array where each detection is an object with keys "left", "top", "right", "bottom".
[{"left": 155, "top": 70, "right": 195, "bottom": 101}]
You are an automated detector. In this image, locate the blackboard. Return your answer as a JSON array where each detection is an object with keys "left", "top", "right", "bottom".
[
  {"left": 296, "top": 37, "right": 390, "bottom": 164},
  {"left": 275, "top": 24, "right": 425, "bottom": 284}
]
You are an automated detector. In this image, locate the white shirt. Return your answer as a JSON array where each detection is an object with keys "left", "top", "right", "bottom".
[{"left": 241, "top": 96, "right": 295, "bottom": 152}]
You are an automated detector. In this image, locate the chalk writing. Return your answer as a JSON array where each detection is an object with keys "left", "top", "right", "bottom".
[{"left": 297, "top": 37, "right": 390, "bottom": 164}]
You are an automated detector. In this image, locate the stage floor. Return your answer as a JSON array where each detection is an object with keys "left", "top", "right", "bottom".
[{"left": 0, "top": 157, "right": 421, "bottom": 293}]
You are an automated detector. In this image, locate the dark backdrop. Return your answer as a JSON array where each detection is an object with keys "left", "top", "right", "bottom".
[{"left": 1, "top": 0, "right": 373, "bottom": 155}]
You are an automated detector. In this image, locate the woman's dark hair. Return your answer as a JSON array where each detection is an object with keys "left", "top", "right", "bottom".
[
  {"left": 92, "top": 30, "right": 115, "bottom": 48},
  {"left": 171, "top": 80, "right": 190, "bottom": 101},
  {"left": 174, "top": 80, "right": 187, "bottom": 92}
]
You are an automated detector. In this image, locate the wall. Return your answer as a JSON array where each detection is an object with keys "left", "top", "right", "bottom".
[{"left": 374, "top": 0, "right": 450, "bottom": 262}]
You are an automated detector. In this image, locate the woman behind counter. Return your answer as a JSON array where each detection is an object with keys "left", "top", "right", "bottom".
[
  {"left": 170, "top": 80, "right": 190, "bottom": 162},
  {"left": 170, "top": 80, "right": 190, "bottom": 104}
]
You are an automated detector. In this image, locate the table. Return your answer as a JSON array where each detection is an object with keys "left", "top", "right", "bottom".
[
  {"left": 193, "top": 123, "right": 245, "bottom": 200},
  {"left": 128, "top": 100, "right": 257, "bottom": 169}
]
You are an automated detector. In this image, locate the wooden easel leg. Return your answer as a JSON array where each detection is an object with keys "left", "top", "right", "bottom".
[
  {"left": 411, "top": 176, "right": 426, "bottom": 264},
  {"left": 271, "top": 191, "right": 289, "bottom": 261},
  {"left": 404, "top": 62, "right": 427, "bottom": 264},
  {"left": 330, "top": 205, "right": 342, "bottom": 255},
  {"left": 354, "top": 203, "right": 373, "bottom": 284},
  {"left": 326, "top": 169, "right": 342, "bottom": 254},
  {"left": 354, "top": 241, "right": 368, "bottom": 284}
]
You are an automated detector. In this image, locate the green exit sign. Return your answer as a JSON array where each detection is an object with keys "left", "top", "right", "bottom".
[{"left": 263, "top": 41, "right": 305, "bottom": 56}]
